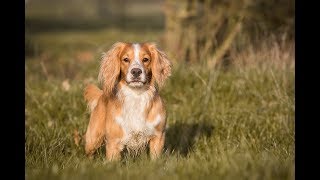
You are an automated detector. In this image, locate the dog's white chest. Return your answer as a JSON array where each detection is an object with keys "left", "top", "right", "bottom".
[{"left": 115, "top": 87, "right": 161, "bottom": 149}]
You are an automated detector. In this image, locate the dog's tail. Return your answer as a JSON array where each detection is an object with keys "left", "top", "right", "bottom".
[{"left": 84, "top": 84, "right": 103, "bottom": 112}]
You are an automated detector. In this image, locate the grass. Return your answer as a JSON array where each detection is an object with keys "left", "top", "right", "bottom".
[{"left": 25, "top": 4, "right": 294, "bottom": 178}]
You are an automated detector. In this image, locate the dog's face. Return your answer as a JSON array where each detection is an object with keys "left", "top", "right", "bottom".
[
  {"left": 99, "top": 42, "right": 171, "bottom": 94},
  {"left": 119, "top": 43, "right": 152, "bottom": 88}
]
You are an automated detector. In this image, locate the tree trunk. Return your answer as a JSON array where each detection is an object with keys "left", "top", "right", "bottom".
[{"left": 164, "top": 0, "right": 250, "bottom": 67}]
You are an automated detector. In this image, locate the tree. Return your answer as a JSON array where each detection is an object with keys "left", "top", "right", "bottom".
[{"left": 163, "top": 0, "right": 294, "bottom": 66}]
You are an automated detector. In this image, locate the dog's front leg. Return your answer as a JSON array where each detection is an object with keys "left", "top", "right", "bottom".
[
  {"left": 85, "top": 108, "right": 106, "bottom": 158},
  {"left": 106, "top": 138, "right": 123, "bottom": 161},
  {"left": 149, "top": 131, "right": 165, "bottom": 160}
]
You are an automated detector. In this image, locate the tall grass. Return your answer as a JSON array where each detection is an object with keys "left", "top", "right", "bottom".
[{"left": 25, "top": 30, "right": 294, "bottom": 179}]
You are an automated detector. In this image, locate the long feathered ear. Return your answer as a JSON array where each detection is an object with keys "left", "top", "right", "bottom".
[
  {"left": 98, "top": 42, "right": 126, "bottom": 95},
  {"left": 148, "top": 43, "right": 172, "bottom": 89}
]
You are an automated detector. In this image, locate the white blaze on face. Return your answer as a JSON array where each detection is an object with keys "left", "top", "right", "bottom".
[
  {"left": 133, "top": 43, "right": 141, "bottom": 64},
  {"left": 126, "top": 43, "right": 146, "bottom": 87}
]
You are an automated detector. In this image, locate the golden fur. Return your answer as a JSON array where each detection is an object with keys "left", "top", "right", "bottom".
[{"left": 84, "top": 42, "right": 171, "bottom": 161}]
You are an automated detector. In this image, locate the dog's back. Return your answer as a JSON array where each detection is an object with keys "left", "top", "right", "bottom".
[{"left": 84, "top": 84, "right": 103, "bottom": 112}]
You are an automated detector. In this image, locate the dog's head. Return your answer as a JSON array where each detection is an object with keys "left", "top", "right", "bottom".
[{"left": 98, "top": 42, "right": 171, "bottom": 95}]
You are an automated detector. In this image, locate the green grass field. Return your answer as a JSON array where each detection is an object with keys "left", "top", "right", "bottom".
[{"left": 25, "top": 27, "right": 295, "bottom": 179}]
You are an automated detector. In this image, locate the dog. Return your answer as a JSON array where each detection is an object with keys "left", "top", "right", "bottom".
[{"left": 84, "top": 42, "right": 171, "bottom": 161}]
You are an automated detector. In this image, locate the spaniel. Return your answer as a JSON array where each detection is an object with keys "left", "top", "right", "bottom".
[{"left": 84, "top": 42, "right": 171, "bottom": 161}]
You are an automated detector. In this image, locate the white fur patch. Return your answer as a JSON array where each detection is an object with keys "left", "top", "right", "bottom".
[
  {"left": 115, "top": 85, "right": 161, "bottom": 150},
  {"left": 133, "top": 43, "right": 141, "bottom": 64}
]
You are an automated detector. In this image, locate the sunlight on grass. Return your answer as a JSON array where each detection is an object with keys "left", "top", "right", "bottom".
[{"left": 26, "top": 30, "right": 294, "bottom": 179}]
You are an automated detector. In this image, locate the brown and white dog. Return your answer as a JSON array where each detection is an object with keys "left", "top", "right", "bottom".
[{"left": 84, "top": 42, "right": 171, "bottom": 161}]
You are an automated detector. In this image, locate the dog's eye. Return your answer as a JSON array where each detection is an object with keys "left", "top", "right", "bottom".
[
  {"left": 142, "top": 58, "right": 149, "bottom": 62},
  {"left": 123, "top": 58, "right": 129, "bottom": 62}
]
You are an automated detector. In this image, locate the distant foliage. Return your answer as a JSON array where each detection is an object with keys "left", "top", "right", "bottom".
[
  {"left": 25, "top": 35, "right": 40, "bottom": 58},
  {"left": 163, "top": 0, "right": 294, "bottom": 65}
]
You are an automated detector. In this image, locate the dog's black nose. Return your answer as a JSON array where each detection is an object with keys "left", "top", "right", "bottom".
[{"left": 131, "top": 68, "right": 142, "bottom": 77}]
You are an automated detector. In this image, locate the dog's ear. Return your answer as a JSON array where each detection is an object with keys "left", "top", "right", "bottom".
[
  {"left": 148, "top": 43, "right": 172, "bottom": 89},
  {"left": 98, "top": 42, "right": 126, "bottom": 95}
]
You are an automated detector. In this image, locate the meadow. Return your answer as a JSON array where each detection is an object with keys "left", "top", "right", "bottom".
[
  {"left": 25, "top": 30, "right": 294, "bottom": 180},
  {"left": 25, "top": 1, "right": 295, "bottom": 179}
]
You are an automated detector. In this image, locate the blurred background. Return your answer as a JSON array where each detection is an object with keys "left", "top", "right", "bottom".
[{"left": 25, "top": 0, "right": 294, "bottom": 67}]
